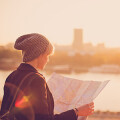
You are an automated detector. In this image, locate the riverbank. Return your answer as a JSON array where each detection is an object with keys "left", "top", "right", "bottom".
[
  {"left": 1, "top": 63, "right": 120, "bottom": 74},
  {"left": 88, "top": 111, "right": 120, "bottom": 120},
  {"left": 89, "top": 116, "right": 120, "bottom": 120}
]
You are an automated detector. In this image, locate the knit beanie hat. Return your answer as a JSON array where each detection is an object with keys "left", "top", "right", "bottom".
[{"left": 14, "top": 33, "right": 51, "bottom": 62}]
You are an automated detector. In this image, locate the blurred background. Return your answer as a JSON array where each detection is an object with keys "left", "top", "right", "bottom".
[{"left": 0, "top": 0, "right": 120, "bottom": 119}]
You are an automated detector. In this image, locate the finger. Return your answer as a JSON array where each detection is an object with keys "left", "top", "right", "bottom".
[
  {"left": 90, "top": 105, "right": 94, "bottom": 108},
  {"left": 86, "top": 109, "right": 94, "bottom": 116},
  {"left": 88, "top": 109, "right": 94, "bottom": 115},
  {"left": 88, "top": 108, "right": 94, "bottom": 113},
  {"left": 89, "top": 103, "right": 94, "bottom": 107},
  {"left": 88, "top": 105, "right": 94, "bottom": 110},
  {"left": 90, "top": 108, "right": 94, "bottom": 111},
  {"left": 89, "top": 102, "right": 94, "bottom": 106}
]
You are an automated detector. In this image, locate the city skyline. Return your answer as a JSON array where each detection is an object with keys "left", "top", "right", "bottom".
[{"left": 0, "top": 0, "right": 120, "bottom": 47}]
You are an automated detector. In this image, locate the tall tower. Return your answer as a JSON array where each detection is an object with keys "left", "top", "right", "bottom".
[{"left": 72, "top": 29, "right": 83, "bottom": 50}]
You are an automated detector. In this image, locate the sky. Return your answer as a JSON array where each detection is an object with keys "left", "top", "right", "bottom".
[{"left": 0, "top": 0, "right": 120, "bottom": 47}]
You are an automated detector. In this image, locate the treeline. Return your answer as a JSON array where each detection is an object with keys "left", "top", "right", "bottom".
[
  {"left": 1, "top": 47, "right": 120, "bottom": 70},
  {"left": 0, "top": 47, "right": 22, "bottom": 70},
  {"left": 0, "top": 48, "right": 21, "bottom": 60},
  {"left": 48, "top": 51, "right": 120, "bottom": 67}
]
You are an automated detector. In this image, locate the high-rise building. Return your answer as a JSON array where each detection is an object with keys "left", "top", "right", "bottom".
[{"left": 72, "top": 29, "right": 83, "bottom": 50}]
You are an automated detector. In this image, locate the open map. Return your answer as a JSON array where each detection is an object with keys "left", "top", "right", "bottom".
[{"left": 47, "top": 73, "right": 109, "bottom": 120}]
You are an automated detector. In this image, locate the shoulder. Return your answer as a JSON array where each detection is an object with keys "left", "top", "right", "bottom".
[
  {"left": 34, "top": 72, "right": 45, "bottom": 79},
  {"left": 29, "top": 73, "right": 48, "bottom": 95},
  {"left": 30, "top": 72, "right": 47, "bottom": 87},
  {"left": 5, "top": 70, "right": 17, "bottom": 83},
  {"left": 32, "top": 73, "right": 45, "bottom": 81}
]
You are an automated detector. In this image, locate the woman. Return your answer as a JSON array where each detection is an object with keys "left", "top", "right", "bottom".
[{"left": 0, "top": 33, "right": 94, "bottom": 120}]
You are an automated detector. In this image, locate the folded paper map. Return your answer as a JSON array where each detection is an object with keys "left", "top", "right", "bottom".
[{"left": 47, "top": 72, "right": 109, "bottom": 119}]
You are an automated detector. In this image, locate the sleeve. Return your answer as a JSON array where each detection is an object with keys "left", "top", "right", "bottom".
[
  {"left": 29, "top": 75, "right": 78, "bottom": 120},
  {"left": 35, "top": 109, "right": 77, "bottom": 120}
]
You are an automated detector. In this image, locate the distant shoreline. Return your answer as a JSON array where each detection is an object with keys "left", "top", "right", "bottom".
[{"left": 1, "top": 67, "right": 120, "bottom": 75}]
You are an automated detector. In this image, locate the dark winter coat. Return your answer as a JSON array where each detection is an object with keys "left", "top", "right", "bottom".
[{"left": 0, "top": 63, "right": 77, "bottom": 120}]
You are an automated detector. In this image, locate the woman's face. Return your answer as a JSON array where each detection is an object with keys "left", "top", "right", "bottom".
[{"left": 37, "top": 53, "right": 50, "bottom": 70}]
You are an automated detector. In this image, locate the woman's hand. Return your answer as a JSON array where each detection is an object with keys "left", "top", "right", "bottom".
[{"left": 75, "top": 102, "right": 94, "bottom": 116}]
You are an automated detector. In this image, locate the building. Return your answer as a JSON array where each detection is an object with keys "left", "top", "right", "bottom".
[
  {"left": 72, "top": 29, "right": 83, "bottom": 50},
  {"left": 55, "top": 28, "right": 107, "bottom": 55}
]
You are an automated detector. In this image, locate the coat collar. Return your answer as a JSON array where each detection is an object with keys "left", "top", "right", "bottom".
[{"left": 17, "top": 63, "right": 38, "bottom": 72}]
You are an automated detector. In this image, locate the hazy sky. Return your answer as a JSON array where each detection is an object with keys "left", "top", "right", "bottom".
[{"left": 0, "top": 0, "right": 120, "bottom": 47}]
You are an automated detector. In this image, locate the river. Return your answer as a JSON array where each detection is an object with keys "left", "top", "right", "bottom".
[{"left": 0, "top": 70, "right": 120, "bottom": 112}]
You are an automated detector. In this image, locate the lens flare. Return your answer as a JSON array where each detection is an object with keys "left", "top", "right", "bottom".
[
  {"left": 4, "top": 82, "right": 35, "bottom": 120},
  {"left": 15, "top": 95, "right": 30, "bottom": 108}
]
